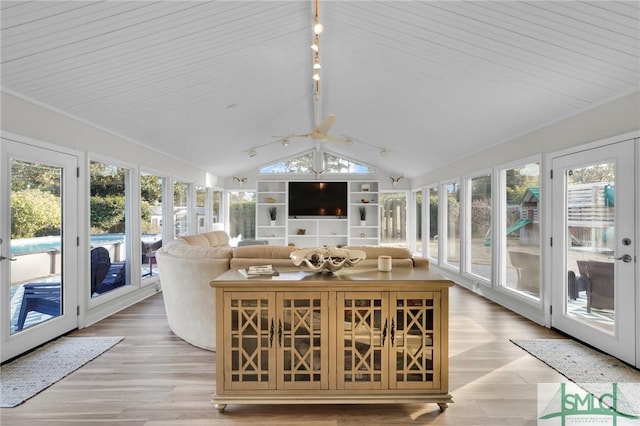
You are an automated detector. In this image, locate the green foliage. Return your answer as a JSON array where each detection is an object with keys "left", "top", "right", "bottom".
[
  {"left": 90, "top": 162, "right": 125, "bottom": 197},
  {"left": 140, "top": 174, "right": 163, "bottom": 203},
  {"left": 11, "top": 189, "right": 61, "bottom": 238},
  {"left": 11, "top": 161, "right": 61, "bottom": 195},
  {"left": 91, "top": 195, "right": 126, "bottom": 233}
]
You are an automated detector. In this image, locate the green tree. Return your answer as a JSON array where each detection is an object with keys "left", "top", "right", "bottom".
[
  {"left": 11, "top": 189, "right": 61, "bottom": 238},
  {"left": 90, "top": 195, "right": 126, "bottom": 233}
]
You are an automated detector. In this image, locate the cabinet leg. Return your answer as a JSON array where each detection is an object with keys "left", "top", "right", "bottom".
[
  {"left": 438, "top": 403, "right": 448, "bottom": 412},
  {"left": 215, "top": 403, "right": 227, "bottom": 413}
]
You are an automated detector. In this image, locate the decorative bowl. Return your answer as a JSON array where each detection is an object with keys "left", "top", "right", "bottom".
[{"left": 290, "top": 247, "right": 366, "bottom": 272}]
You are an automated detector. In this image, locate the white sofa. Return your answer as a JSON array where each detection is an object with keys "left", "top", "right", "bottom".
[
  {"left": 156, "top": 231, "right": 430, "bottom": 352},
  {"left": 155, "top": 231, "right": 232, "bottom": 351}
]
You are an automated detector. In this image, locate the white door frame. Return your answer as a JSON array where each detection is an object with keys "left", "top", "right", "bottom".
[
  {"left": 549, "top": 137, "right": 636, "bottom": 366},
  {"left": 1, "top": 136, "right": 79, "bottom": 362}
]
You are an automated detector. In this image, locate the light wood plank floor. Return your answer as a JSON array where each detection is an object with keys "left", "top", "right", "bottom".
[{"left": 1, "top": 285, "right": 566, "bottom": 425}]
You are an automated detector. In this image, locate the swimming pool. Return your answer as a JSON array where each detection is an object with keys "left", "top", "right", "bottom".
[{"left": 10, "top": 234, "right": 160, "bottom": 255}]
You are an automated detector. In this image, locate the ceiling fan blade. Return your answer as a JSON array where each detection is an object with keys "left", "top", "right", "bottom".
[
  {"left": 324, "top": 133, "right": 353, "bottom": 145},
  {"left": 315, "top": 114, "right": 337, "bottom": 136}
]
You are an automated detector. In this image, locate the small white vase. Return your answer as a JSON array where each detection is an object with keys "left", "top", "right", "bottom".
[
  {"left": 270, "top": 220, "right": 276, "bottom": 227},
  {"left": 360, "top": 220, "right": 366, "bottom": 227}
]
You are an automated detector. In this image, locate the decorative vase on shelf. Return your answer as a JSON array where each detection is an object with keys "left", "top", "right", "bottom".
[
  {"left": 359, "top": 207, "right": 366, "bottom": 227},
  {"left": 360, "top": 220, "right": 366, "bottom": 227},
  {"left": 268, "top": 207, "right": 277, "bottom": 227}
]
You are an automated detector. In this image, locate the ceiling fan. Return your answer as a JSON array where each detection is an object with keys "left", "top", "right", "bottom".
[{"left": 277, "top": 114, "right": 353, "bottom": 145}]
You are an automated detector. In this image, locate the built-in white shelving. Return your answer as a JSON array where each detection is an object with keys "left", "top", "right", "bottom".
[{"left": 256, "top": 180, "right": 380, "bottom": 248}]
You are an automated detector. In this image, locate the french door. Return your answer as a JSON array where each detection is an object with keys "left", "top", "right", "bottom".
[
  {"left": 551, "top": 138, "right": 636, "bottom": 365},
  {"left": 1, "top": 138, "right": 78, "bottom": 362}
]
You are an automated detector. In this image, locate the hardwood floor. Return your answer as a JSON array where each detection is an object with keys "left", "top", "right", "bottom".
[{"left": 1, "top": 285, "right": 566, "bottom": 425}]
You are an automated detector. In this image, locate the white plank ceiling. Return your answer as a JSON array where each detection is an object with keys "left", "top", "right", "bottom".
[{"left": 2, "top": 1, "right": 638, "bottom": 179}]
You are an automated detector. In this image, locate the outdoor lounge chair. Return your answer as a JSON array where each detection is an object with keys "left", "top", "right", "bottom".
[{"left": 15, "top": 282, "right": 61, "bottom": 332}]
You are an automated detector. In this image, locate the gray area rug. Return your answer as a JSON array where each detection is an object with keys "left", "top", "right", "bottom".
[
  {"left": 0, "top": 336, "right": 123, "bottom": 407},
  {"left": 511, "top": 338, "right": 640, "bottom": 414}
]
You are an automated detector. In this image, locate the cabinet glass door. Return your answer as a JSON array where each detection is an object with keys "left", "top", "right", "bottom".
[
  {"left": 337, "top": 292, "right": 389, "bottom": 390},
  {"left": 277, "top": 292, "right": 328, "bottom": 390},
  {"left": 391, "top": 291, "right": 440, "bottom": 390},
  {"left": 224, "top": 292, "right": 275, "bottom": 390}
]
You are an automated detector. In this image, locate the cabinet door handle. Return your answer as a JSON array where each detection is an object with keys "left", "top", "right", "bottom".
[
  {"left": 382, "top": 318, "right": 388, "bottom": 346},
  {"left": 278, "top": 319, "right": 283, "bottom": 347},
  {"left": 269, "top": 319, "right": 274, "bottom": 348},
  {"left": 390, "top": 319, "right": 395, "bottom": 346}
]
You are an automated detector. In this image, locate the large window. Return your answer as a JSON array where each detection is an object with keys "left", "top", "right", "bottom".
[
  {"left": 195, "top": 185, "right": 206, "bottom": 233},
  {"left": 428, "top": 186, "right": 439, "bottom": 262},
  {"left": 90, "top": 160, "right": 130, "bottom": 298},
  {"left": 468, "top": 173, "right": 492, "bottom": 281},
  {"left": 380, "top": 192, "right": 407, "bottom": 247},
  {"left": 414, "top": 190, "right": 423, "bottom": 254},
  {"left": 444, "top": 181, "right": 460, "bottom": 269},
  {"left": 140, "top": 171, "right": 164, "bottom": 279},
  {"left": 229, "top": 190, "right": 256, "bottom": 243},
  {"left": 502, "top": 162, "right": 540, "bottom": 297},
  {"left": 173, "top": 180, "right": 191, "bottom": 237},
  {"left": 211, "top": 189, "right": 223, "bottom": 229}
]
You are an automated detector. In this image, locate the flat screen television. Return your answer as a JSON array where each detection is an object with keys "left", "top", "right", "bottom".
[{"left": 288, "top": 181, "right": 348, "bottom": 218}]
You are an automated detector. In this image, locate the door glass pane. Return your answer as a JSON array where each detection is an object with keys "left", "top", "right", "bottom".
[
  {"left": 445, "top": 182, "right": 460, "bottom": 268},
  {"left": 10, "top": 160, "right": 62, "bottom": 333},
  {"left": 141, "top": 172, "right": 164, "bottom": 279},
  {"left": 504, "top": 163, "right": 540, "bottom": 297},
  {"left": 470, "top": 174, "right": 491, "bottom": 280},
  {"left": 565, "top": 162, "right": 615, "bottom": 333},
  {"left": 428, "top": 187, "right": 438, "bottom": 261},
  {"left": 90, "top": 161, "right": 129, "bottom": 298},
  {"left": 380, "top": 192, "right": 407, "bottom": 247}
]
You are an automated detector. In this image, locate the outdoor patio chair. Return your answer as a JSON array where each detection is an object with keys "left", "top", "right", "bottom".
[
  {"left": 91, "top": 246, "right": 126, "bottom": 295},
  {"left": 576, "top": 260, "right": 614, "bottom": 312},
  {"left": 15, "top": 282, "right": 61, "bottom": 332}
]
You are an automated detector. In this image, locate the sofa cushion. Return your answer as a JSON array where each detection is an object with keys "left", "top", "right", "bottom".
[
  {"left": 179, "top": 230, "right": 230, "bottom": 248},
  {"left": 163, "top": 240, "right": 232, "bottom": 260},
  {"left": 345, "top": 245, "right": 412, "bottom": 259},
  {"left": 233, "top": 245, "right": 298, "bottom": 259}
]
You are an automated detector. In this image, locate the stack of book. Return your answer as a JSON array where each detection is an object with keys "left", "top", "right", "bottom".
[{"left": 243, "top": 264, "right": 279, "bottom": 277}]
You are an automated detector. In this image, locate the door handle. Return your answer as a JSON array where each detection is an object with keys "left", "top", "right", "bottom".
[
  {"left": 0, "top": 255, "right": 17, "bottom": 261},
  {"left": 614, "top": 254, "right": 633, "bottom": 263}
]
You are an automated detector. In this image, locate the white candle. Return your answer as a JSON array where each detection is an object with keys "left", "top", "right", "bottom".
[{"left": 378, "top": 255, "right": 392, "bottom": 272}]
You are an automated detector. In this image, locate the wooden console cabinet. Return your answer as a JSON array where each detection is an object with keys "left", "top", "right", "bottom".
[{"left": 210, "top": 268, "right": 453, "bottom": 412}]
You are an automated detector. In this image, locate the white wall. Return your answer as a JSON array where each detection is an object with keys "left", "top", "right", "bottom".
[
  {"left": 413, "top": 91, "right": 640, "bottom": 186},
  {"left": 1, "top": 91, "right": 212, "bottom": 185}
]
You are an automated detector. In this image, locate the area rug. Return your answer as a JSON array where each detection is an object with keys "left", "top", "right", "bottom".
[
  {"left": 511, "top": 338, "right": 640, "bottom": 413},
  {"left": 0, "top": 336, "right": 123, "bottom": 407}
]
